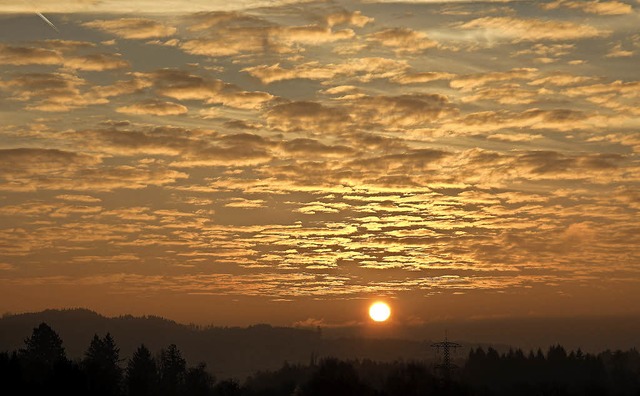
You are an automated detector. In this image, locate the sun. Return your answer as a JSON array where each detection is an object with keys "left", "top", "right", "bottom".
[{"left": 369, "top": 302, "right": 391, "bottom": 322}]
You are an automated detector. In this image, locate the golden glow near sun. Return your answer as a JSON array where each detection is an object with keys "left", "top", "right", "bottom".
[{"left": 369, "top": 302, "right": 391, "bottom": 322}]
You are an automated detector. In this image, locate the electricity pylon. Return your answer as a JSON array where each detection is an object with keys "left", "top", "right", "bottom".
[{"left": 431, "top": 332, "right": 461, "bottom": 380}]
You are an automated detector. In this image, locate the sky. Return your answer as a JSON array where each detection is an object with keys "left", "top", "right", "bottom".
[{"left": 0, "top": 0, "right": 638, "bottom": 327}]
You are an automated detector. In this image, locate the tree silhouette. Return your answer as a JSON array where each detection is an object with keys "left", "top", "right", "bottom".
[
  {"left": 50, "top": 357, "right": 88, "bottom": 396},
  {"left": 243, "top": 361, "right": 311, "bottom": 396},
  {"left": 126, "top": 344, "right": 158, "bottom": 396},
  {"left": 185, "top": 362, "right": 215, "bottom": 396},
  {"left": 212, "top": 379, "right": 241, "bottom": 396},
  {"left": 83, "top": 333, "right": 123, "bottom": 396},
  {"left": 159, "top": 344, "right": 187, "bottom": 396},
  {"left": 20, "top": 322, "right": 66, "bottom": 367},
  {"left": 19, "top": 322, "right": 67, "bottom": 387},
  {"left": 0, "top": 351, "right": 22, "bottom": 395},
  {"left": 384, "top": 362, "right": 438, "bottom": 396},
  {"left": 303, "top": 358, "right": 372, "bottom": 396}
]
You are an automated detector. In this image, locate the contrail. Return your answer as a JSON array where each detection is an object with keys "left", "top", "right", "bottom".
[
  {"left": 35, "top": 11, "right": 59, "bottom": 33},
  {"left": 21, "top": 0, "right": 59, "bottom": 33}
]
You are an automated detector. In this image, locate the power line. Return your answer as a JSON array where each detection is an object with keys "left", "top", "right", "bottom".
[{"left": 431, "top": 331, "right": 461, "bottom": 380}]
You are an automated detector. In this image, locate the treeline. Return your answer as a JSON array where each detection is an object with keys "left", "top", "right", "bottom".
[
  {"left": 463, "top": 345, "right": 640, "bottom": 395},
  {"left": 2, "top": 322, "right": 640, "bottom": 396},
  {"left": 0, "top": 322, "right": 227, "bottom": 396},
  {"left": 243, "top": 347, "right": 640, "bottom": 396}
]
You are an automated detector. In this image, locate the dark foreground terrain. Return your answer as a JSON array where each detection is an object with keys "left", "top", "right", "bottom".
[
  {"left": 2, "top": 318, "right": 640, "bottom": 396},
  {"left": 0, "top": 309, "right": 438, "bottom": 379}
]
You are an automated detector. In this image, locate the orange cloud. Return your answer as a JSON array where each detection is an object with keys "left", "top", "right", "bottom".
[
  {"left": 62, "top": 53, "right": 130, "bottom": 71},
  {"left": 0, "top": 72, "right": 107, "bottom": 112},
  {"left": 392, "top": 72, "right": 455, "bottom": 85},
  {"left": 38, "top": 39, "right": 97, "bottom": 52},
  {"left": 565, "top": 80, "right": 640, "bottom": 98},
  {"left": 117, "top": 99, "right": 188, "bottom": 116},
  {"left": 459, "top": 17, "right": 609, "bottom": 42},
  {"left": 450, "top": 68, "right": 538, "bottom": 91},
  {"left": 279, "top": 138, "right": 354, "bottom": 158},
  {"left": 135, "top": 69, "right": 274, "bottom": 109},
  {"left": 266, "top": 101, "right": 352, "bottom": 132},
  {"left": 541, "top": 0, "right": 633, "bottom": 15},
  {"left": 528, "top": 72, "right": 597, "bottom": 86},
  {"left": 452, "top": 108, "right": 601, "bottom": 133},
  {"left": 243, "top": 57, "right": 410, "bottom": 84},
  {"left": 366, "top": 27, "right": 438, "bottom": 54},
  {"left": 0, "top": 44, "right": 129, "bottom": 72},
  {"left": 0, "top": 44, "right": 61, "bottom": 65},
  {"left": 461, "top": 86, "right": 542, "bottom": 105},
  {"left": 512, "top": 43, "right": 575, "bottom": 59},
  {"left": 325, "top": 10, "right": 373, "bottom": 28},
  {"left": 0, "top": 148, "right": 187, "bottom": 192},
  {"left": 180, "top": 11, "right": 357, "bottom": 57},
  {"left": 350, "top": 94, "right": 455, "bottom": 128},
  {"left": 606, "top": 43, "right": 634, "bottom": 58},
  {"left": 55, "top": 194, "right": 102, "bottom": 203},
  {"left": 83, "top": 18, "right": 177, "bottom": 39}
]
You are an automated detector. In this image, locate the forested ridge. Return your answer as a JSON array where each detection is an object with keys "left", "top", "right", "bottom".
[
  {"left": 0, "top": 309, "right": 437, "bottom": 379},
  {"left": 2, "top": 322, "right": 640, "bottom": 396}
]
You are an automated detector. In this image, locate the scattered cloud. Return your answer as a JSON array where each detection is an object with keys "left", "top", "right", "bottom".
[
  {"left": 460, "top": 86, "right": 541, "bottom": 105},
  {"left": 450, "top": 68, "right": 538, "bottom": 91},
  {"left": 0, "top": 72, "right": 105, "bottom": 112},
  {"left": 55, "top": 194, "right": 102, "bottom": 203},
  {"left": 528, "top": 72, "right": 596, "bottom": 86},
  {"left": 606, "top": 43, "right": 634, "bottom": 58},
  {"left": 366, "top": 28, "right": 438, "bottom": 54},
  {"left": 180, "top": 11, "right": 356, "bottom": 57},
  {"left": 325, "top": 10, "right": 374, "bottom": 28},
  {"left": 224, "top": 198, "right": 267, "bottom": 208},
  {"left": 242, "top": 57, "right": 409, "bottom": 84},
  {"left": 0, "top": 44, "right": 129, "bottom": 71},
  {"left": 565, "top": 80, "right": 640, "bottom": 98},
  {"left": 38, "top": 39, "right": 97, "bottom": 51},
  {"left": 63, "top": 53, "right": 130, "bottom": 71},
  {"left": 541, "top": 0, "right": 633, "bottom": 15},
  {"left": 391, "top": 72, "right": 455, "bottom": 85},
  {"left": 350, "top": 94, "right": 455, "bottom": 128},
  {"left": 452, "top": 108, "right": 601, "bottom": 133},
  {"left": 135, "top": 69, "right": 275, "bottom": 109},
  {"left": 0, "top": 44, "right": 61, "bottom": 65},
  {"left": 0, "top": 148, "right": 187, "bottom": 192},
  {"left": 117, "top": 99, "right": 188, "bottom": 116},
  {"left": 280, "top": 138, "right": 354, "bottom": 157},
  {"left": 266, "top": 101, "right": 352, "bottom": 132},
  {"left": 83, "top": 18, "right": 177, "bottom": 39},
  {"left": 0, "top": 148, "right": 100, "bottom": 174},
  {"left": 458, "top": 16, "right": 610, "bottom": 42},
  {"left": 512, "top": 43, "right": 575, "bottom": 59}
]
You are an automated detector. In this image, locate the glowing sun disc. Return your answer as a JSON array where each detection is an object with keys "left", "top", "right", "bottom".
[{"left": 369, "top": 302, "right": 391, "bottom": 322}]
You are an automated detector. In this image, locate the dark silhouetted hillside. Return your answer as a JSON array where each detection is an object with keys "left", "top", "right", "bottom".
[
  {"left": 5, "top": 309, "right": 636, "bottom": 380},
  {"left": 0, "top": 309, "right": 437, "bottom": 379},
  {"left": 3, "top": 315, "right": 640, "bottom": 395}
]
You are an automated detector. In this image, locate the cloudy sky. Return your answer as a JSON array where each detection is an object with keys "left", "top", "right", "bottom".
[{"left": 0, "top": 0, "right": 638, "bottom": 326}]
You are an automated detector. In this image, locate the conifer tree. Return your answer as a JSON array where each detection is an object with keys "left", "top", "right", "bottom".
[
  {"left": 159, "top": 344, "right": 186, "bottom": 396},
  {"left": 84, "top": 333, "right": 122, "bottom": 396},
  {"left": 126, "top": 344, "right": 158, "bottom": 396},
  {"left": 21, "top": 322, "right": 66, "bottom": 367},
  {"left": 185, "top": 362, "right": 215, "bottom": 396}
]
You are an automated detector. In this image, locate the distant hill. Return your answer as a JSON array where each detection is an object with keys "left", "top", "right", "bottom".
[
  {"left": 4, "top": 309, "right": 637, "bottom": 380},
  {"left": 320, "top": 315, "right": 640, "bottom": 354},
  {"left": 0, "top": 309, "right": 437, "bottom": 379}
]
